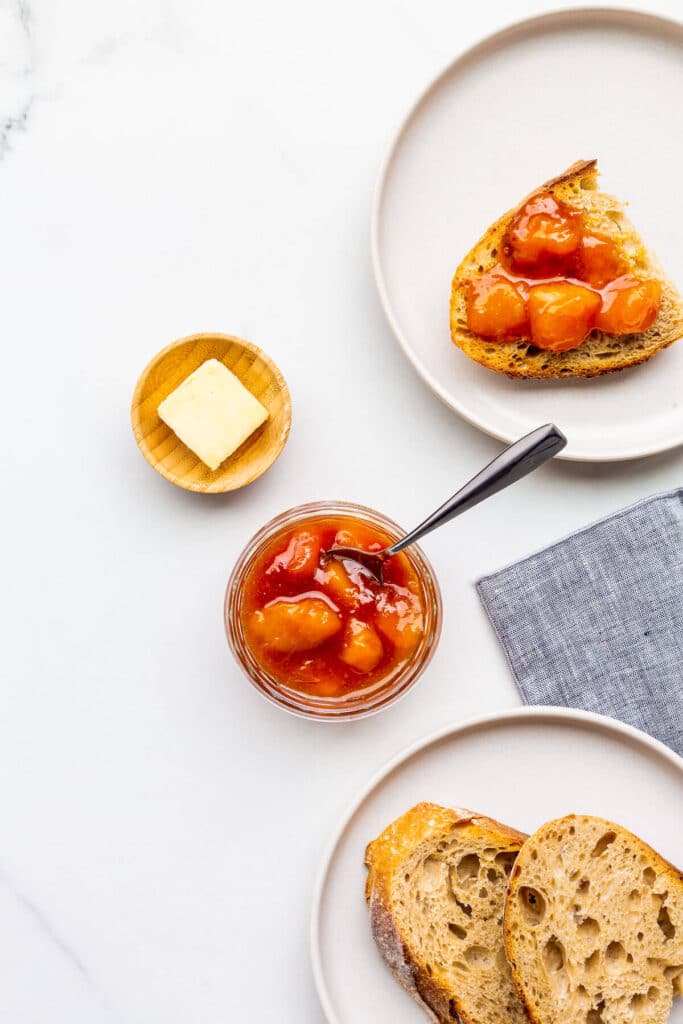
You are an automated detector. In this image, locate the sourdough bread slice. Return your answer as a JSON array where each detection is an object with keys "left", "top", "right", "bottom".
[
  {"left": 504, "top": 815, "right": 683, "bottom": 1024},
  {"left": 450, "top": 160, "right": 683, "bottom": 378},
  {"left": 364, "top": 803, "right": 528, "bottom": 1024}
]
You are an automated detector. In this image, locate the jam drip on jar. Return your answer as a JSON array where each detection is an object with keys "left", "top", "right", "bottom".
[{"left": 466, "top": 194, "right": 662, "bottom": 351}]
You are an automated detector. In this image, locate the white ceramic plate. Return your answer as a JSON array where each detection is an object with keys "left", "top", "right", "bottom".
[
  {"left": 311, "top": 707, "right": 683, "bottom": 1023},
  {"left": 372, "top": 9, "right": 683, "bottom": 461}
]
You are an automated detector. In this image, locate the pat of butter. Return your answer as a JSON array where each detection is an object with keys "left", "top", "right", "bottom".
[{"left": 158, "top": 359, "right": 268, "bottom": 471}]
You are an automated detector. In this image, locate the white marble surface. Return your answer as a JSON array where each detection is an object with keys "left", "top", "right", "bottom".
[{"left": 2, "top": 1, "right": 683, "bottom": 1020}]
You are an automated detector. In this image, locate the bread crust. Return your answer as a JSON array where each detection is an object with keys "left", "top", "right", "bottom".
[
  {"left": 449, "top": 161, "right": 683, "bottom": 379},
  {"left": 503, "top": 814, "right": 683, "bottom": 1024},
  {"left": 365, "top": 803, "right": 528, "bottom": 1024}
]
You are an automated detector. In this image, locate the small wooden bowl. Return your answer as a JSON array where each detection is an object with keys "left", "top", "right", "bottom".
[{"left": 131, "top": 333, "right": 291, "bottom": 493}]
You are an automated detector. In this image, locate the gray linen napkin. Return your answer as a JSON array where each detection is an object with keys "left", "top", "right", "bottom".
[{"left": 477, "top": 488, "right": 683, "bottom": 755}]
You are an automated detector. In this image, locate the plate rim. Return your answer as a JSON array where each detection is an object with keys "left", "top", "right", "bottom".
[
  {"left": 309, "top": 704, "right": 683, "bottom": 1022},
  {"left": 370, "top": 5, "right": 683, "bottom": 463}
]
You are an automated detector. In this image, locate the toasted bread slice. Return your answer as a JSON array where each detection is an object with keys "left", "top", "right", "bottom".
[
  {"left": 504, "top": 815, "right": 683, "bottom": 1024},
  {"left": 450, "top": 160, "right": 683, "bottom": 378},
  {"left": 364, "top": 803, "right": 528, "bottom": 1024}
]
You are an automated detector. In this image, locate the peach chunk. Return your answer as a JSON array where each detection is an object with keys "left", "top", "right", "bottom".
[
  {"left": 339, "top": 618, "right": 384, "bottom": 673},
  {"left": 577, "top": 233, "right": 624, "bottom": 288},
  {"left": 375, "top": 587, "right": 424, "bottom": 655},
  {"left": 527, "top": 282, "right": 601, "bottom": 351},
  {"left": 387, "top": 551, "right": 420, "bottom": 590},
  {"left": 250, "top": 598, "right": 341, "bottom": 653},
  {"left": 315, "top": 559, "right": 367, "bottom": 610},
  {"left": 467, "top": 274, "right": 528, "bottom": 340},
  {"left": 315, "top": 677, "right": 344, "bottom": 698},
  {"left": 334, "top": 526, "right": 387, "bottom": 553},
  {"left": 595, "top": 276, "right": 661, "bottom": 335},
  {"left": 506, "top": 194, "right": 582, "bottom": 272},
  {"left": 267, "top": 531, "right": 321, "bottom": 576}
]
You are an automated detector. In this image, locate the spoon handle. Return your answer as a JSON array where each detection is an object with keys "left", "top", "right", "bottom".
[{"left": 388, "top": 423, "right": 567, "bottom": 555}]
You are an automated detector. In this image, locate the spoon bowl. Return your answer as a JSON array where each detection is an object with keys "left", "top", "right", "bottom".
[{"left": 323, "top": 546, "right": 390, "bottom": 585}]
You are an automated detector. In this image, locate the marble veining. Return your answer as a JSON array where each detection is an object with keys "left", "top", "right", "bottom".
[
  {"left": 0, "top": 97, "right": 33, "bottom": 161},
  {"left": 0, "top": 0, "right": 34, "bottom": 161},
  {"left": 8, "top": 871, "right": 93, "bottom": 987},
  {"left": 0, "top": 863, "right": 125, "bottom": 1021}
]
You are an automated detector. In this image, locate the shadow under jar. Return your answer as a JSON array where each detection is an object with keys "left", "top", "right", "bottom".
[{"left": 225, "top": 501, "right": 442, "bottom": 720}]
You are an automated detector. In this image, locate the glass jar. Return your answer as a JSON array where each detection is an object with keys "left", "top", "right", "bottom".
[{"left": 225, "top": 500, "right": 442, "bottom": 720}]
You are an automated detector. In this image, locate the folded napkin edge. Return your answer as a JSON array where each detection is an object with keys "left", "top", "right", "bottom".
[{"left": 476, "top": 581, "right": 528, "bottom": 694}]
